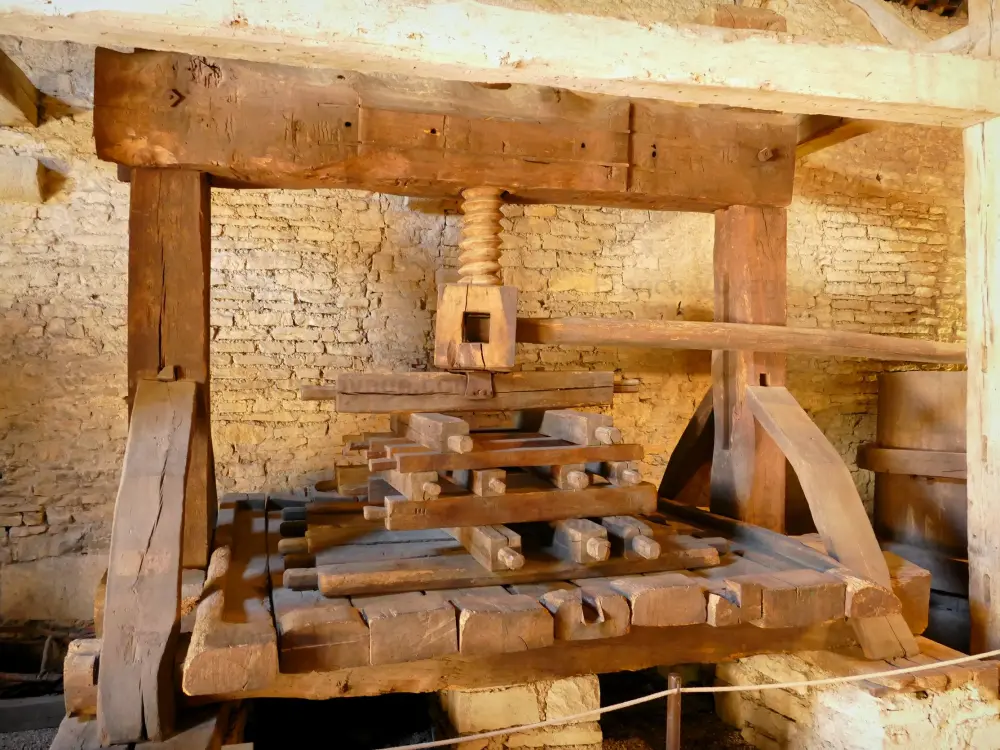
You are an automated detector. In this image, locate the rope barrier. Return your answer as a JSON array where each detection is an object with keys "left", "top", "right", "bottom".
[{"left": 379, "top": 647, "right": 1000, "bottom": 750}]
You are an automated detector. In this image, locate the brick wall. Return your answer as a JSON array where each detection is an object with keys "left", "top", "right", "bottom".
[{"left": 0, "top": 32, "right": 966, "bottom": 617}]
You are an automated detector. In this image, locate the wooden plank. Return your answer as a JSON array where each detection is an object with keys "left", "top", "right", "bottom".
[
  {"left": 966, "top": 116, "right": 1000, "bottom": 653},
  {"left": 98, "top": 379, "right": 195, "bottom": 744},
  {"left": 711, "top": 206, "right": 787, "bottom": 532},
  {"left": 9, "top": 4, "right": 1000, "bottom": 125},
  {"left": 383, "top": 480, "right": 656, "bottom": 530},
  {"left": 182, "top": 502, "right": 279, "bottom": 696},
  {"left": 858, "top": 445, "right": 966, "bottom": 479},
  {"left": 0, "top": 49, "right": 38, "bottom": 126},
  {"left": 90, "top": 49, "right": 798, "bottom": 209},
  {"left": 600, "top": 516, "right": 661, "bottom": 560},
  {"left": 392, "top": 441, "right": 642, "bottom": 473},
  {"left": 307, "top": 534, "right": 720, "bottom": 597},
  {"left": 129, "top": 168, "right": 215, "bottom": 569},
  {"left": 271, "top": 589, "right": 370, "bottom": 673},
  {"left": 317, "top": 370, "right": 615, "bottom": 412},
  {"left": 351, "top": 592, "right": 458, "bottom": 665},
  {"left": 514, "top": 317, "right": 966, "bottom": 364},
  {"left": 183, "top": 619, "right": 868, "bottom": 700},
  {"left": 744, "top": 386, "right": 919, "bottom": 658},
  {"left": 440, "top": 587, "right": 554, "bottom": 656}
]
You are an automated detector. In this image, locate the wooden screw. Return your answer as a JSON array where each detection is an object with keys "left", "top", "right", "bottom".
[
  {"left": 498, "top": 547, "right": 525, "bottom": 570},
  {"left": 586, "top": 537, "right": 611, "bottom": 561}
]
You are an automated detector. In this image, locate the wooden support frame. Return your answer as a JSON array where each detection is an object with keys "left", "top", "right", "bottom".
[
  {"left": 98, "top": 378, "right": 195, "bottom": 744},
  {"left": 711, "top": 206, "right": 787, "bottom": 533},
  {"left": 6, "top": 1, "right": 1000, "bottom": 125},
  {"left": 129, "top": 168, "right": 215, "bottom": 569},
  {"left": 0, "top": 48, "right": 38, "bottom": 127}
]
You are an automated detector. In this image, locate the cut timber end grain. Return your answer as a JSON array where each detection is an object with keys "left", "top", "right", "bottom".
[
  {"left": 707, "top": 592, "right": 741, "bottom": 627},
  {"left": 595, "top": 425, "right": 623, "bottom": 444},
  {"left": 352, "top": 591, "right": 458, "bottom": 665},
  {"left": 551, "top": 518, "right": 611, "bottom": 564},
  {"left": 272, "top": 589, "right": 370, "bottom": 672},
  {"left": 64, "top": 639, "right": 100, "bottom": 718},
  {"left": 540, "top": 409, "right": 613, "bottom": 445},
  {"left": 447, "top": 590, "right": 554, "bottom": 656},
  {"left": 610, "top": 573, "right": 707, "bottom": 627},
  {"left": 447, "top": 435, "right": 474, "bottom": 453},
  {"left": 830, "top": 567, "right": 902, "bottom": 618},
  {"left": 538, "top": 587, "right": 629, "bottom": 641}
]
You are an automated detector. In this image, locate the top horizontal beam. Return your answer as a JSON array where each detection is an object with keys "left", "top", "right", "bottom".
[{"left": 2, "top": 0, "right": 1000, "bottom": 126}]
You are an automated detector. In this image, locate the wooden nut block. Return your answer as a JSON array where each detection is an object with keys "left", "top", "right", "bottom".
[
  {"left": 352, "top": 591, "right": 458, "bottom": 665},
  {"left": 434, "top": 284, "right": 517, "bottom": 371},
  {"left": 540, "top": 409, "right": 614, "bottom": 445},
  {"left": 550, "top": 518, "right": 611, "bottom": 563},
  {"left": 273, "top": 590, "right": 370, "bottom": 672}
]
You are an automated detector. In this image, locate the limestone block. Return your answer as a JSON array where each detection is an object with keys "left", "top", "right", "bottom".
[
  {"left": 441, "top": 675, "right": 600, "bottom": 735},
  {"left": 0, "top": 154, "right": 45, "bottom": 203},
  {"left": 455, "top": 722, "right": 601, "bottom": 750},
  {"left": 0, "top": 554, "right": 108, "bottom": 620}
]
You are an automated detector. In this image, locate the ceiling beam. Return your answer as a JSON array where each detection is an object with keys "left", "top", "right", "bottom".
[{"left": 2, "top": 0, "right": 1000, "bottom": 125}]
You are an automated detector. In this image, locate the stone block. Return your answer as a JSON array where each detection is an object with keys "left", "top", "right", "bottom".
[{"left": 0, "top": 554, "right": 108, "bottom": 621}]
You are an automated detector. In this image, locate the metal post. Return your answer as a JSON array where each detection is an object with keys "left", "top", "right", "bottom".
[{"left": 666, "top": 672, "right": 681, "bottom": 750}]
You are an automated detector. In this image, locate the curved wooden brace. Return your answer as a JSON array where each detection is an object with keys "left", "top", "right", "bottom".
[{"left": 745, "top": 385, "right": 919, "bottom": 659}]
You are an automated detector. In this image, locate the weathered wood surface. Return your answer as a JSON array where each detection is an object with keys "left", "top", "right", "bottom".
[
  {"left": 711, "top": 207, "right": 787, "bottom": 532},
  {"left": 298, "top": 535, "right": 721, "bottom": 597},
  {"left": 859, "top": 445, "right": 966, "bottom": 480},
  {"left": 966, "top": 116, "right": 1000, "bottom": 652},
  {"left": 391, "top": 440, "right": 643, "bottom": 474},
  {"left": 64, "top": 639, "right": 100, "bottom": 718},
  {"left": 382, "top": 479, "right": 656, "bottom": 530},
  {"left": 129, "top": 168, "right": 215, "bottom": 569},
  {"left": 312, "top": 370, "right": 615, "bottom": 412},
  {"left": 352, "top": 591, "right": 458, "bottom": 665},
  {"left": 192, "top": 620, "right": 865, "bottom": 700},
  {"left": 514, "top": 317, "right": 965, "bottom": 364},
  {"left": 182, "top": 500, "right": 278, "bottom": 696},
  {"left": 745, "top": 386, "right": 919, "bottom": 658},
  {"left": 93, "top": 49, "right": 796, "bottom": 210},
  {"left": 51, "top": 708, "right": 231, "bottom": 750},
  {"left": 435, "top": 285, "right": 517, "bottom": 370},
  {"left": 0, "top": 48, "right": 38, "bottom": 126},
  {"left": 659, "top": 388, "right": 714, "bottom": 502},
  {"left": 441, "top": 586, "right": 554, "bottom": 656},
  {"left": 98, "top": 379, "right": 195, "bottom": 744}
]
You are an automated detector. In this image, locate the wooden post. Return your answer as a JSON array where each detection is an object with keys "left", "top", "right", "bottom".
[
  {"left": 129, "top": 168, "right": 215, "bottom": 569},
  {"left": 710, "top": 206, "right": 787, "bottom": 532},
  {"left": 966, "top": 117, "right": 1000, "bottom": 653}
]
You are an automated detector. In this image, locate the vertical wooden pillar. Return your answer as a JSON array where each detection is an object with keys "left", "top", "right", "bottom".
[
  {"left": 129, "top": 168, "right": 215, "bottom": 569},
  {"left": 710, "top": 206, "right": 787, "bottom": 532},
  {"left": 966, "top": 118, "right": 1000, "bottom": 652}
]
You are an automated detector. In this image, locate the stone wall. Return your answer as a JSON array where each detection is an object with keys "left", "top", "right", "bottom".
[{"left": 0, "top": 30, "right": 966, "bottom": 617}]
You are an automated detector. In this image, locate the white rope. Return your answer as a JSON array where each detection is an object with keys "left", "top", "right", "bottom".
[{"left": 381, "top": 647, "right": 1000, "bottom": 750}]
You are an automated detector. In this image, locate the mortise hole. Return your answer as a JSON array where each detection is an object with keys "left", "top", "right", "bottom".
[
  {"left": 337, "top": 74, "right": 345, "bottom": 80},
  {"left": 430, "top": 128, "right": 438, "bottom": 135},
  {"left": 759, "top": 373, "right": 770, "bottom": 386},
  {"left": 651, "top": 150, "right": 657, "bottom": 158},
  {"left": 344, "top": 121, "right": 352, "bottom": 128},
  {"left": 580, "top": 142, "right": 586, "bottom": 149},
  {"left": 463, "top": 312, "right": 491, "bottom": 344}
]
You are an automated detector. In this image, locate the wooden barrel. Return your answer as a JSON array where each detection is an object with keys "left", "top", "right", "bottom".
[{"left": 869, "top": 370, "right": 966, "bottom": 589}]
